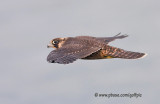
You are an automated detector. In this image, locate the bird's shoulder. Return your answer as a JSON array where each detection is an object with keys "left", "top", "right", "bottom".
[{"left": 61, "top": 36, "right": 104, "bottom": 48}]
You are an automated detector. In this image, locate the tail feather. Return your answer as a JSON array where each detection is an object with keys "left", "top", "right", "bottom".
[{"left": 106, "top": 46, "right": 146, "bottom": 59}]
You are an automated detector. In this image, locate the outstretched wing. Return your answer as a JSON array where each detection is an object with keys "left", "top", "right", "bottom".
[
  {"left": 47, "top": 44, "right": 101, "bottom": 64},
  {"left": 96, "top": 33, "right": 128, "bottom": 43}
]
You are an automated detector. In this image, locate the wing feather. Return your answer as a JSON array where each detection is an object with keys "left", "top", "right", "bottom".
[
  {"left": 96, "top": 33, "right": 128, "bottom": 43},
  {"left": 47, "top": 45, "right": 100, "bottom": 64}
]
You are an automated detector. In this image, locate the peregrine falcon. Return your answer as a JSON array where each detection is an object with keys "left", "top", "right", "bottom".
[{"left": 47, "top": 33, "right": 147, "bottom": 64}]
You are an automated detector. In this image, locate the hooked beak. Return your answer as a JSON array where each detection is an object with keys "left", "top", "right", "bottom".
[{"left": 47, "top": 44, "right": 54, "bottom": 48}]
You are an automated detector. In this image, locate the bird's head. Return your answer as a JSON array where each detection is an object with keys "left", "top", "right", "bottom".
[{"left": 47, "top": 38, "right": 66, "bottom": 49}]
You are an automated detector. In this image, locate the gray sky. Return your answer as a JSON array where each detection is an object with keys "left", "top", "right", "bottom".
[{"left": 0, "top": 0, "right": 160, "bottom": 104}]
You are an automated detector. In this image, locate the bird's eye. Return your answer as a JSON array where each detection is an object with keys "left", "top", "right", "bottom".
[{"left": 52, "top": 40, "right": 58, "bottom": 44}]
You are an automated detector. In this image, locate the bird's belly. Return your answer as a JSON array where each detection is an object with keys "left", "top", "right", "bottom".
[{"left": 82, "top": 49, "right": 113, "bottom": 60}]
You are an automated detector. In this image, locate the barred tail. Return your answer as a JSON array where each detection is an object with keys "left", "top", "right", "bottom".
[{"left": 106, "top": 46, "right": 147, "bottom": 59}]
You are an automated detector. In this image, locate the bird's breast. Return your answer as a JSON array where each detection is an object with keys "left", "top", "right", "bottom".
[{"left": 82, "top": 49, "right": 113, "bottom": 60}]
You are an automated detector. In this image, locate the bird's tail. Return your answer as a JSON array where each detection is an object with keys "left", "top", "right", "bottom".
[{"left": 105, "top": 46, "right": 147, "bottom": 59}]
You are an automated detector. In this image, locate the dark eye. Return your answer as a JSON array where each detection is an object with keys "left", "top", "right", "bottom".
[{"left": 52, "top": 40, "right": 58, "bottom": 44}]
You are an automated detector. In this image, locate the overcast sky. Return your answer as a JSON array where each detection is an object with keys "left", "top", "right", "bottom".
[{"left": 0, "top": 0, "right": 160, "bottom": 104}]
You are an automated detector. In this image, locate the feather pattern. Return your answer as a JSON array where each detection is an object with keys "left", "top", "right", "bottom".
[{"left": 47, "top": 44, "right": 101, "bottom": 64}]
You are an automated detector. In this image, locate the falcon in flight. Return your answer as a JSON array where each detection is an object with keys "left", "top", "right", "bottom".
[{"left": 47, "top": 33, "right": 147, "bottom": 64}]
